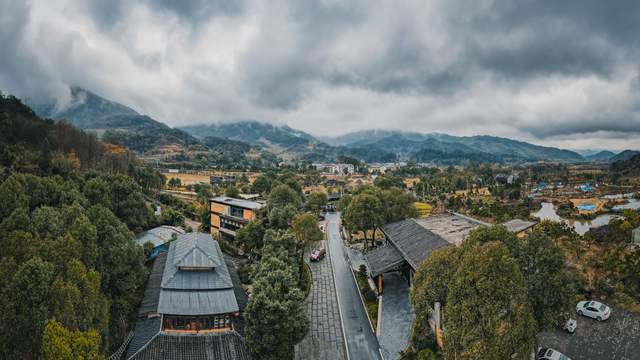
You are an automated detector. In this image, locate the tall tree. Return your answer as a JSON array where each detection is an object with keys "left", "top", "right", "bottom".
[
  {"left": 444, "top": 242, "right": 536, "bottom": 359},
  {"left": 305, "top": 191, "right": 328, "bottom": 215},
  {"left": 343, "top": 193, "right": 383, "bottom": 249},
  {"left": 41, "top": 320, "right": 103, "bottom": 360},
  {"left": 268, "top": 184, "right": 302, "bottom": 209},
  {"left": 236, "top": 220, "right": 265, "bottom": 260}
]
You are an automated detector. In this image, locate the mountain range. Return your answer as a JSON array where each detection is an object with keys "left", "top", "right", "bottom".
[{"left": 23, "top": 87, "right": 639, "bottom": 166}]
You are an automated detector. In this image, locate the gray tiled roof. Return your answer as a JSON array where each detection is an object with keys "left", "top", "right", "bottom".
[
  {"left": 136, "top": 226, "right": 185, "bottom": 248},
  {"left": 365, "top": 245, "right": 405, "bottom": 276},
  {"left": 157, "top": 233, "right": 239, "bottom": 316},
  {"left": 139, "top": 252, "right": 168, "bottom": 316},
  {"left": 128, "top": 331, "right": 249, "bottom": 360},
  {"left": 126, "top": 317, "right": 162, "bottom": 360},
  {"left": 211, "top": 196, "right": 265, "bottom": 210},
  {"left": 382, "top": 219, "right": 452, "bottom": 271},
  {"left": 501, "top": 219, "right": 537, "bottom": 233}
]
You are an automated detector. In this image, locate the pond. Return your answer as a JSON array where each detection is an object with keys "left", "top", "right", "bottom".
[{"left": 532, "top": 202, "right": 621, "bottom": 236}]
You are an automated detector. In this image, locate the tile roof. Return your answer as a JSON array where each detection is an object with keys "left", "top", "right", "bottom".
[
  {"left": 157, "top": 233, "right": 239, "bottom": 316},
  {"left": 126, "top": 317, "right": 162, "bottom": 359},
  {"left": 415, "top": 213, "right": 486, "bottom": 245},
  {"left": 139, "top": 252, "right": 168, "bottom": 316},
  {"left": 127, "top": 331, "right": 249, "bottom": 360},
  {"left": 382, "top": 219, "right": 451, "bottom": 270},
  {"left": 211, "top": 197, "right": 265, "bottom": 210},
  {"left": 501, "top": 219, "right": 537, "bottom": 233},
  {"left": 365, "top": 244, "right": 405, "bottom": 276},
  {"left": 136, "top": 226, "right": 186, "bottom": 248}
]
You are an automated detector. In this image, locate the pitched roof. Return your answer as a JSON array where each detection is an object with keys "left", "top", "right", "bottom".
[
  {"left": 501, "top": 219, "right": 537, "bottom": 233},
  {"left": 365, "top": 244, "right": 405, "bottom": 276},
  {"left": 414, "top": 213, "right": 487, "bottom": 245},
  {"left": 382, "top": 219, "right": 451, "bottom": 270},
  {"left": 127, "top": 331, "right": 249, "bottom": 360},
  {"left": 211, "top": 196, "right": 264, "bottom": 210},
  {"left": 126, "top": 316, "right": 162, "bottom": 360},
  {"left": 139, "top": 252, "right": 168, "bottom": 316},
  {"left": 136, "top": 226, "right": 186, "bottom": 248},
  {"left": 157, "top": 233, "right": 239, "bottom": 316}
]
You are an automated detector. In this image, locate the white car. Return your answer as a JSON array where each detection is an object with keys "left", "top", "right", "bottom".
[
  {"left": 576, "top": 300, "right": 611, "bottom": 321},
  {"left": 537, "top": 348, "right": 571, "bottom": 360}
]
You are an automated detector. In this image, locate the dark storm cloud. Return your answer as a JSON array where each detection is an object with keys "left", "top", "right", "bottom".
[{"left": 0, "top": 0, "right": 639, "bottom": 149}]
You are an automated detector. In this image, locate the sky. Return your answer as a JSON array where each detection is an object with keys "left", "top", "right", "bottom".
[{"left": 1, "top": 0, "right": 640, "bottom": 151}]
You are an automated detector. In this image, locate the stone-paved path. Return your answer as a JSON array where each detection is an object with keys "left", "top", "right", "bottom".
[
  {"left": 295, "top": 240, "right": 348, "bottom": 360},
  {"left": 379, "top": 271, "right": 415, "bottom": 360}
]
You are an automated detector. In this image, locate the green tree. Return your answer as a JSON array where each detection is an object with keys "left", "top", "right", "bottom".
[
  {"left": 379, "top": 187, "right": 419, "bottom": 223},
  {"left": 268, "top": 205, "right": 299, "bottom": 230},
  {"left": 305, "top": 191, "right": 328, "bottom": 214},
  {"left": 374, "top": 175, "right": 405, "bottom": 189},
  {"left": 268, "top": 184, "right": 302, "bottom": 209},
  {"left": 251, "top": 174, "right": 273, "bottom": 194},
  {"left": 0, "top": 174, "right": 28, "bottom": 218},
  {"left": 444, "top": 242, "right": 536, "bottom": 359},
  {"left": 41, "top": 320, "right": 103, "bottom": 360},
  {"left": 245, "top": 245, "right": 308, "bottom": 359},
  {"left": 236, "top": 220, "right": 265, "bottom": 259},
  {"left": 224, "top": 184, "right": 240, "bottom": 197},
  {"left": 343, "top": 193, "right": 383, "bottom": 249}
]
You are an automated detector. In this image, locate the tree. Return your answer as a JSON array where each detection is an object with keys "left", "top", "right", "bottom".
[
  {"left": 245, "top": 241, "right": 308, "bottom": 360},
  {"left": 268, "top": 205, "right": 298, "bottom": 230},
  {"left": 167, "top": 177, "right": 181, "bottom": 188},
  {"left": 41, "top": 320, "right": 103, "bottom": 360},
  {"left": 251, "top": 174, "right": 273, "bottom": 194},
  {"left": 517, "top": 232, "right": 580, "bottom": 328},
  {"left": 305, "top": 191, "right": 328, "bottom": 214},
  {"left": 268, "top": 184, "right": 302, "bottom": 209},
  {"left": 0, "top": 174, "right": 28, "bottom": 219},
  {"left": 374, "top": 175, "right": 405, "bottom": 189},
  {"left": 292, "top": 213, "right": 323, "bottom": 247},
  {"left": 236, "top": 220, "right": 265, "bottom": 259},
  {"left": 224, "top": 184, "right": 239, "bottom": 197},
  {"left": 343, "top": 193, "right": 383, "bottom": 249},
  {"left": 379, "top": 187, "right": 419, "bottom": 223},
  {"left": 444, "top": 242, "right": 536, "bottom": 359}
]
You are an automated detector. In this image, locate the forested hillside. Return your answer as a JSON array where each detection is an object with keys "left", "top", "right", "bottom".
[{"left": 0, "top": 93, "right": 168, "bottom": 358}]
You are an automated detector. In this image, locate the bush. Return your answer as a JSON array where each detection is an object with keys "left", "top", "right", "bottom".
[{"left": 365, "top": 289, "right": 377, "bottom": 302}]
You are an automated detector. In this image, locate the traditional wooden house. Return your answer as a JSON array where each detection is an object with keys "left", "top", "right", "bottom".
[{"left": 126, "top": 233, "right": 249, "bottom": 360}]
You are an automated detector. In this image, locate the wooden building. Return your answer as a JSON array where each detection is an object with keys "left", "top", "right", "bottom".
[{"left": 210, "top": 196, "right": 265, "bottom": 242}]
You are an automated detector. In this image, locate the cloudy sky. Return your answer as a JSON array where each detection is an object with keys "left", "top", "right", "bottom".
[{"left": 2, "top": 0, "right": 640, "bottom": 151}]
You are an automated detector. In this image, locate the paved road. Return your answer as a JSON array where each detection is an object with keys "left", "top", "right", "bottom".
[
  {"left": 537, "top": 306, "right": 640, "bottom": 360},
  {"left": 326, "top": 212, "right": 382, "bottom": 360},
  {"left": 379, "top": 272, "right": 415, "bottom": 360},
  {"left": 295, "top": 240, "right": 348, "bottom": 360}
]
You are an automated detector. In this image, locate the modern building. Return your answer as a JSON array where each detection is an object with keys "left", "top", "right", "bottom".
[
  {"left": 313, "top": 163, "right": 355, "bottom": 175},
  {"left": 136, "top": 225, "right": 186, "bottom": 259},
  {"left": 210, "top": 196, "right": 265, "bottom": 242},
  {"left": 366, "top": 213, "right": 489, "bottom": 293},
  {"left": 126, "top": 232, "right": 249, "bottom": 360},
  {"left": 501, "top": 219, "right": 537, "bottom": 238}
]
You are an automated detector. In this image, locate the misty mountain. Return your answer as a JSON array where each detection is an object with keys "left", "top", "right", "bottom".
[
  {"left": 609, "top": 150, "right": 640, "bottom": 163},
  {"left": 323, "top": 130, "right": 585, "bottom": 163},
  {"left": 180, "top": 121, "right": 339, "bottom": 162},
  {"left": 26, "top": 87, "right": 197, "bottom": 153},
  {"left": 585, "top": 150, "right": 617, "bottom": 162}
]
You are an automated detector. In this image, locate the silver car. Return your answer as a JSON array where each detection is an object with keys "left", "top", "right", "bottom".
[
  {"left": 537, "top": 347, "right": 571, "bottom": 360},
  {"left": 576, "top": 300, "right": 611, "bottom": 321}
]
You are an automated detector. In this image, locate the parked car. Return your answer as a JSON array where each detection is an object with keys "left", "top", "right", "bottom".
[
  {"left": 576, "top": 300, "right": 611, "bottom": 321},
  {"left": 310, "top": 248, "right": 326, "bottom": 261},
  {"left": 537, "top": 348, "right": 571, "bottom": 360}
]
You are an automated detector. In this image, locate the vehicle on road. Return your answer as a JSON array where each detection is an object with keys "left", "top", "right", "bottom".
[
  {"left": 537, "top": 347, "right": 571, "bottom": 360},
  {"left": 310, "top": 248, "right": 326, "bottom": 261},
  {"left": 576, "top": 300, "right": 611, "bottom": 321}
]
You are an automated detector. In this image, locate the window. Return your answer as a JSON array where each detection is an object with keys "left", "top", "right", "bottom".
[{"left": 230, "top": 206, "right": 244, "bottom": 218}]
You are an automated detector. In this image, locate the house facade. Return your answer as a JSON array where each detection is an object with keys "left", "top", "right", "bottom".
[
  {"left": 210, "top": 196, "right": 265, "bottom": 242},
  {"left": 126, "top": 232, "right": 249, "bottom": 359}
]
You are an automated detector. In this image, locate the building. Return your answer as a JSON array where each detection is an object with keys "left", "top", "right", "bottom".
[
  {"left": 210, "top": 196, "right": 265, "bottom": 242},
  {"left": 313, "top": 163, "right": 355, "bottom": 175},
  {"left": 210, "top": 175, "right": 236, "bottom": 186},
  {"left": 126, "top": 232, "right": 249, "bottom": 360},
  {"left": 365, "top": 213, "right": 489, "bottom": 293},
  {"left": 501, "top": 219, "right": 537, "bottom": 238},
  {"left": 136, "top": 226, "right": 186, "bottom": 259}
]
